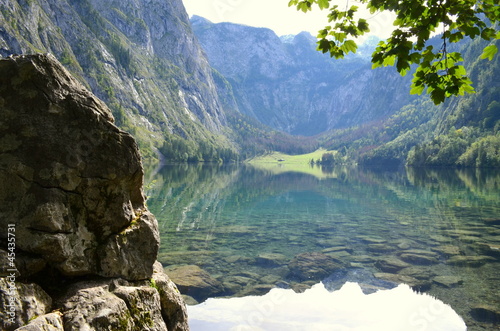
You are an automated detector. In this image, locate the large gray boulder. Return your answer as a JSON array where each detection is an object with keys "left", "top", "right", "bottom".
[{"left": 0, "top": 54, "right": 188, "bottom": 330}]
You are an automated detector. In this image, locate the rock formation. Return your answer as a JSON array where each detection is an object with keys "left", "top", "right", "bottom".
[
  {"left": 0, "top": 54, "right": 188, "bottom": 330},
  {"left": 191, "top": 16, "right": 415, "bottom": 136},
  {"left": 0, "top": 0, "right": 230, "bottom": 161}
]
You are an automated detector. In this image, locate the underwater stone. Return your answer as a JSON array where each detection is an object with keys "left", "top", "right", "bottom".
[
  {"left": 375, "top": 256, "right": 410, "bottom": 273},
  {"left": 288, "top": 252, "right": 344, "bottom": 281},
  {"left": 165, "top": 265, "right": 225, "bottom": 302},
  {"left": 446, "top": 255, "right": 496, "bottom": 267},
  {"left": 433, "top": 276, "right": 463, "bottom": 288}
]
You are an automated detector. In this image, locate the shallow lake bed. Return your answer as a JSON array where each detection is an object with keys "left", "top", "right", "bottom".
[{"left": 147, "top": 164, "right": 500, "bottom": 330}]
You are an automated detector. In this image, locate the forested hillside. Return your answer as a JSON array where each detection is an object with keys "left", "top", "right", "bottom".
[
  {"left": 323, "top": 36, "right": 500, "bottom": 167},
  {"left": 192, "top": 16, "right": 415, "bottom": 136},
  {"left": 1, "top": 0, "right": 498, "bottom": 167},
  {"left": 0, "top": 0, "right": 239, "bottom": 162},
  {"left": 192, "top": 16, "right": 499, "bottom": 167}
]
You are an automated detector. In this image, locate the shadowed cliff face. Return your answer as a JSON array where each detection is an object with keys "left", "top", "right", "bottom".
[
  {"left": 0, "top": 54, "right": 188, "bottom": 331},
  {"left": 0, "top": 53, "right": 156, "bottom": 279},
  {"left": 0, "top": 0, "right": 230, "bottom": 158},
  {"left": 191, "top": 17, "right": 415, "bottom": 136}
]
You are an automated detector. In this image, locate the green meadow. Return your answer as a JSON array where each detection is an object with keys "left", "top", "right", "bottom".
[{"left": 247, "top": 149, "right": 339, "bottom": 178}]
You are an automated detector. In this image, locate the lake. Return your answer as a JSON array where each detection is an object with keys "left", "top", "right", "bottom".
[{"left": 146, "top": 164, "right": 500, "bottom": 330}]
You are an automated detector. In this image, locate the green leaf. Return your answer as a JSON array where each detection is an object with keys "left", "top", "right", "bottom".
[
  {"left": 459, "top": 79, "right": 475, "bottom": 95},
  {"left": 449, "top": 31, "right": 463, "bottom": 43},
  {"left": 343, "top": 40, "right": 357, "bottom": 53},
  {"left": 317, "top": 0, "right": 330, "bottom": 10},
  {"left": 430, "top": 88, "right": 446, "bottom": 105},
  {"left": 481, "top": 28, "right": 497, "bottom": 40},
  {"left": 410, "top": 83, "right": 425, "bottom": 95},
  {"left": 318, "top": 39, "right": 331, "bottom": 53},
  {"left": 382, "top": 55, "right": 396, "bottom": 67},
  {"left": 454, "top": 65, "right": 467, "bottom": 77},
  {"left": 480, "top": 45, "right": 498, "bottom": 61}
]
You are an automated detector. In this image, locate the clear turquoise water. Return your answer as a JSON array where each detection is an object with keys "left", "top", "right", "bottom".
[{"left": 146, "top": 164, "right": 500, "bottom": 329}]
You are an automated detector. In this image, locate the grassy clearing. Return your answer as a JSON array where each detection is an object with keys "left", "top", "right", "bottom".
[
  {"left": 248, "top": 148, "right": 331, "bottom": 164},
  {"left": 247, "top": 149, "right": 339, "bottom": 179}
]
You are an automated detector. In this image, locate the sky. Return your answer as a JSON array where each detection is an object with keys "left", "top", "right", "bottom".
[{"left": 182, "top": 0, "right": 396, "bottom": 40}]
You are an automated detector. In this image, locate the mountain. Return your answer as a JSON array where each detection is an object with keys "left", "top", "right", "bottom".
[
  {"left": 1, "top": 1, "right": 498, "bottom": 167},
  {"left": 192, "top": 16, "right": 500, "bottom": 167},
  {"left": 0, "top": 0, "right": 234, "bottom": 161},
  {"left": 191, "top": 16, "right": 416, "bottom": 136},
  {"left": 319, "top": 36, "right": 500, "bottom": 167}
]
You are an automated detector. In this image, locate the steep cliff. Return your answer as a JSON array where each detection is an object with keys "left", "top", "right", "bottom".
[
  {"left": 0, "top": 54, "right": 188, "bottom": 330},
  {"left": 191, "top": 16, "right": 415, "bottom": 136},
  {"left": 0, "top": 0, "right": 232, "bottom": 160}
]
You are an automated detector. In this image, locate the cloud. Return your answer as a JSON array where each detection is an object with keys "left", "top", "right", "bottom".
[{"left": 187, "top": 282, "right": 466, "bottom": 331}]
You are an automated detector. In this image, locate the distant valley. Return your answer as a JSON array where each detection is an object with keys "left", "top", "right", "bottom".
[{"left": 0, "top": 0, "right": 498, "bottom": 167}]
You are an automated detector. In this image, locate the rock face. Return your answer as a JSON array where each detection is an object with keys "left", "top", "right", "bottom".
[
  {"left": 191, "top": 16, "right": 414, "bottom": 136},
  {"left": 0, "top": 0, "right": 230, "bottom": 159},
  {"left": 0, "top": 54, "right": 188, "bottom": 330},
  {"left": 165, "top": 265, "right": 225, "bottom": 302}
]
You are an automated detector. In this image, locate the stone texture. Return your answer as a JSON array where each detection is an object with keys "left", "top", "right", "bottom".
[
  {"left": 0, "top": 278, "right": 52, "bottom": 330},
  {"left": 470, "top": 305, "right": 500, "bottom": 324},
  {"left": 165, "top": 265, "right": 225, "bottom": 302},
  {"left": 15, "top": 312, "right": 64, "bottom": 331},
  {"left": 288, "top": 252, "right": 344, "bottom": 281},
  {"left": 113, "top": 284, "right": 167, "bottom": 330},
  {"left": 446, "top": 255, "right": 496, "bottom": 267},
  {"left": 57, "top": 275, "right": 188, "bottom": 330},
  {"left": 255, "top": 253, "right": 288, "bottom": 267},
  {"left": 0, "top": 54, "right": 189, "bottom": 330},
  {"left": 0, "top": 54, "right": 157, "bottom": 280},
  {"left": 399, "top": 250, "right": 439, "bottom": 265},
  {"left": 151, "top": 262, "right": 190, "bottom": 331},
  {"left": 433, "top": 276, "right": 463, "bottom": 288},
  {"left": 375, "top": 256, "right": 410, "bottom": 273},
  {"left": 60, "top": 281, "right": 136, "bottom": 330}
]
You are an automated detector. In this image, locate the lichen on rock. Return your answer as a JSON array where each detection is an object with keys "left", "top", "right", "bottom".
[{"left": 0, "top": 54, "right": 188, "bottom": 330}]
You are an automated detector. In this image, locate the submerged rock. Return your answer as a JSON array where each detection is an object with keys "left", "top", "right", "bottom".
[
  {"left": 446, "top": 255, "right": 496, "bottom": 267},
  {"left": 0, "top": 54, "right": 188, "bottom": 330},
  {"left": 474, "top": 242, "right": 500, "bottom": 258},
  {"left": 433, "top": 276, "right": 463, "bottom": 288},
  {"left": 288, "top": 252, "right": 344, "bottom": 281},
  {"left": 431, "top": 245, "right": 461, "bottom": 257},
  {"left": 375, "top": 256, "right": 410, "bottom": 273},
  {"left": 483, "top": 218, "right": 500, "bottom": 226},
  {"left": 399, "top": 250, "right": 439, "bottom": 265},
  {"left": 470, "top": 305, "right": 500, "bottom": 324},
  {"left": 165, "top": 265, "right": 225, "bottom": 302},
  {"left": 373, "top": 273, "right": 431, "bottom": 292},
  {"left": 255, "top": 253, "right": 288, "bottom": 267}
]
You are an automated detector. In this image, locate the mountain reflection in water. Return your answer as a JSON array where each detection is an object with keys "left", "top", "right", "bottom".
[{"left": 146, "top": 164, "right": 500, "bottom": 330}]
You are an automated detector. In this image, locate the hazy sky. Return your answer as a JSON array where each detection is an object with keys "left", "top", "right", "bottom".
[{"left": 182, "top": 0, "right": 396, "bottom": 39}]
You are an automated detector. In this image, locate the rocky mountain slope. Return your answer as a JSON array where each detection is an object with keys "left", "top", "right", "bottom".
[
  {"left": 191, "top": 16, "right": 416, "bottom": 136},
  {"left": 0, "top": 54, "right": 188, "bottom": 330},
  {"left": 0, "top": 0, "right": 233, "bottom": 160}
]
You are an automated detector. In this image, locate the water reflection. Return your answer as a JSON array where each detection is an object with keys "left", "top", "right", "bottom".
[{"left": 146, "top": 165, "right": 500, "bottom": 330}]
